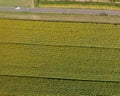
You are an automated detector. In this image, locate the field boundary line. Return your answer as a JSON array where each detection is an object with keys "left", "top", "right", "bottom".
[
  {"left": 0, "top": 74, "right": 120, "bottom": 84},
  {"left": 0, "top": 41, "right": 120, "bottom": 50},
  {"left": 0, "top": 17, "right": 120, "bottom": 25}
]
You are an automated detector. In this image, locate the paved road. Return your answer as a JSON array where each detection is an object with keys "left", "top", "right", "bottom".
[{"left": 0, "top": 6, "right": 120, "bottom": 16}]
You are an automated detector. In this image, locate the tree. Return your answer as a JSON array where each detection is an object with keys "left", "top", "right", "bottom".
[{"left": 109, "top": 0, "right": 116, "bottom": 2}]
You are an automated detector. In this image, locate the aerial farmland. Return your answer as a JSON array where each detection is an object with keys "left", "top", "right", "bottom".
[
  {"left": 0, "top": 0, "right": 34, "bottom": 7},
  {"left": 0, "top": 0, "right": 120, "bottom": 96}
]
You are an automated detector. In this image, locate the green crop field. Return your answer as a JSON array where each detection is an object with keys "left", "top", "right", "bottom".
[
  {"left": 0, "top": 19, "right": 120, "bottom": 95},
  {"left": 1, "top": 75, "right": 120, "bottom": 95},
  {"left": 38, "top": 1, "right": 120, "bottom": 10},
  {"left": 0, "top": 0, "right": 34, "bottom": 7},
  {"left": 0, "top": 19, "right": 120, "bottom": 48}
]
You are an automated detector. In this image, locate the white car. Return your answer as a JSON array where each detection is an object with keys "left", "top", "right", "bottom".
[{"left": 15, "top": 6, "right": 21, "bottom": 10}]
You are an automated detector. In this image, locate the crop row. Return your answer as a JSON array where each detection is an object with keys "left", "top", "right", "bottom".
[{"left": 38, "top": 1, "right": 120, "bottom": 10}]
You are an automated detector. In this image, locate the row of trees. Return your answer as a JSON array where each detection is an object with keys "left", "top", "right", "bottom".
[{"left": 109, "top": 0, "right": 120, "bottom": 2}]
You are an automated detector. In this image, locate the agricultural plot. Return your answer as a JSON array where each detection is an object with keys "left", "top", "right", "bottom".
[
  {"left": 38, "top": 1, "right": 120, "bottom": 10},
  {"left": 0, "top": 19, "right": 120, "bottom": 48},
  {"left": 0, "top": 19, "right": 120, "bottom": 95},
  {"left": 1, "top": 75, "right": 120, "bottom": 95},
  {"left": 0, "top": 0, "right": 34, "bottom": 7},
  {"left": 1, "top": 43, "right": 120, "bottom": 81}
]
